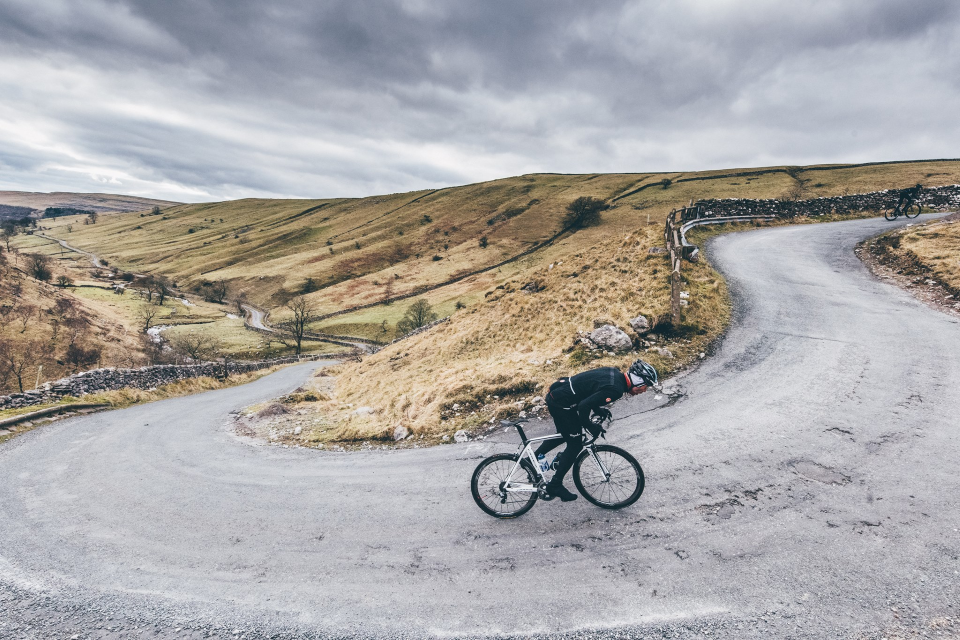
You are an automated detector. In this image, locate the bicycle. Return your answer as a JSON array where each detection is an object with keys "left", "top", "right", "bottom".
[
  {"left": 471, "top": 418, "right": 645, "bottom": 518},
  {"left": 884, "top": 202, "right": 922, "bottom": 221}
]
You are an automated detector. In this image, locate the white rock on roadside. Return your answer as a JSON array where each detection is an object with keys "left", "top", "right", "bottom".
[
  {"left": 393, "top": 425, "right": 410, "bottom": 441},
  {"left": 353, "top": 406, "right": 375, "bottom": 416},
  {"left": 629, "top": 315, "right": 650, "bottom": 334},
  {"left": 588, "top": 324, "right": 633, "bottom": 352},
  {"left": 454, "top": 429, "right": 470, "bottom": 443},
  {"left": 293, "top": 426, "right": 302, "bottom": 436}
]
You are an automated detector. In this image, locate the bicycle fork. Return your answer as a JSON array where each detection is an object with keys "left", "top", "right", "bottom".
[{"left": 586, "top": 446, "right": 612, "bottom": 482}]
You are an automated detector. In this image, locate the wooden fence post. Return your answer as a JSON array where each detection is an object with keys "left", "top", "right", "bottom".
[{"left": 665, "top": 209, "right": 683, "bottom": 328}]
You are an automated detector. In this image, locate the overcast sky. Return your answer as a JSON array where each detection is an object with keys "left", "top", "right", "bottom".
[{"left": 1, "top": 0, "right": 958, "bottom": 202}]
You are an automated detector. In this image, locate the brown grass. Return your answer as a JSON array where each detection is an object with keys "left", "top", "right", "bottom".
[
  {"left": 895, "top": 214, "right": 960, "bottom": 294},
  {"left": 31, "top": 160, "right": 960, "bottom": 444},
  {"left": 315, "top": 224, "right": 728, "bottom": 440}
]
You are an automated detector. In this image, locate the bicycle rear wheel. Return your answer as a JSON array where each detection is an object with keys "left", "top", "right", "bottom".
[
  {"left": 884, "top": 208, "right": 899, "bottom": 221},
  {"left": 904, "top": 204, "right": 921, "bottom": 219},
  {"left": 471, "top": 454, "right": 539, "bottom": 518},
  {"left": 573, "top": 445, "right": 644, "bottom": 509}
]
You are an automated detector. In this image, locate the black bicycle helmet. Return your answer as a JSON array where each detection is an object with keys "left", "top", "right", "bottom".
[{"left": 628, "top": 359, "right": 659, "bottom": 387}]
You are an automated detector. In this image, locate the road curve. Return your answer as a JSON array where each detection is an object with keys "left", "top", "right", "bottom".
[
  {"left": 38, "top": 233, "right": 108, "bottom": 269},
  {"left": 240, "top": 302, "right": 271, "bottom": 331},
  {"left": 240, "top": 302, "right": 371, "bottom": 353},
  {"left": 3, "top": 215, "right": 960, "bottom": 639}
]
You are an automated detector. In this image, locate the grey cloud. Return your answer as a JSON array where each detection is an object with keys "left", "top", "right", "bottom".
[{"left": 0, "top": 0, "right": 958, "bottom": 200}]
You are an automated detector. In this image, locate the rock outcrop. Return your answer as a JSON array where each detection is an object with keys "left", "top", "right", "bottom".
[{"left": 587, "top": 325, "right": 633, "bottom": 353}]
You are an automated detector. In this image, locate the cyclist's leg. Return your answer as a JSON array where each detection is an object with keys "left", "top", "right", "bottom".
[
  {"left": 535, "top": 400, "right": 574, "bottom": 458},
  {"left": 546, "top": 420, "right": 583, "bottom": 489}
]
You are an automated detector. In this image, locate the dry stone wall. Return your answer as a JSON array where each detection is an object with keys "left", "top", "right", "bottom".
[
  {"left": 0, "top": 355, "right": 324, "bottom": 411},
  {"left": 694, "top": 185, "right": 960, "bottom": 219}
]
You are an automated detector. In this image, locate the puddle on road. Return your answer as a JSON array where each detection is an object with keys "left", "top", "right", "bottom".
[{"left": 791, "top": 460, "right": 851, "bottom": 485}]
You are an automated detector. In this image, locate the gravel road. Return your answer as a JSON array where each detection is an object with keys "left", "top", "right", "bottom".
[{"left": 3, "top": 215, "right": 960, "bottom": 639}]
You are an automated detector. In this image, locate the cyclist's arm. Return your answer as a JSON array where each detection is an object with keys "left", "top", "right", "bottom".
[{"left": 576, "top": 387, "right": 622, "bottom": 430}]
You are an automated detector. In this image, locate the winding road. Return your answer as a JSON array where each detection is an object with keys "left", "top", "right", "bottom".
[
  {"left": 3, "top": 215, "right": 960, "bottom": 639},
  {"left": 38, "top": 233, "right": 109, "bottom": 269},
  {"left": 239, "top": 303, "right": 373, "bottom": 352}
]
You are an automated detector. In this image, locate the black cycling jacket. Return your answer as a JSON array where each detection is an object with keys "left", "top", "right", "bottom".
[{"left": 546, "top": 366, "right": 629, "bottom": 431}]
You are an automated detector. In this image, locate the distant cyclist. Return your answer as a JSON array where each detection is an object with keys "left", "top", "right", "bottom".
[{"left": 536, "top": 359, "right": 659, "bottom": 502}]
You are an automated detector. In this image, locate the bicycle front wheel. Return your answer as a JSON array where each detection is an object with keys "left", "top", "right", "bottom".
[
  {"left": 471, "top": 454, "right": 539, "bottom": 518},
  {"left": 904, "top": 204, "right": 921, "bottom": 219},
  {"left": 573, "top": 445, "right": 645, "bottom": 509}
]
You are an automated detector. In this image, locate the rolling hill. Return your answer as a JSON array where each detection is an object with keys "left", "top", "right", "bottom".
[
  {"left": 37, "top": 159, "right": 960, "bottom": 440},
  {"left": 0, "top": 191, "right": 180, "bottom": 219}
]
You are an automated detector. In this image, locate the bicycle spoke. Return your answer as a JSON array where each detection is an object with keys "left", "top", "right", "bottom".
[
  {"left": 577, "top": 449, "right": 641, "bottom": 507},
  {"left": 475, "top": 457, "right": 537, "bottom": 516}
]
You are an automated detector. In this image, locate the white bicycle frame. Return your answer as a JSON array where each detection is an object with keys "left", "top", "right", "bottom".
[{"left": 501, "top": 430, "right": 612, "bottom": 495}]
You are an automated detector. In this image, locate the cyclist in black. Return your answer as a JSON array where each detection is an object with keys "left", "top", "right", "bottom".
[{"left": 537, "top": 359, "right": 659, "bottom": 502}]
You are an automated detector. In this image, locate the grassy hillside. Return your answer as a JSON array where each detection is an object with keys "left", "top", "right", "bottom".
[
  {"left": 37, "top": 160, "right": 960, "bottom": 440},
  {"left": 0, "top": 245, "right": 141, "bottom": 394},
  {"left": 0, "top": 191, "right": 179, "bottom": 215},
  {"left": 0, "top": 231, "right": 338, "bottom": 395}
]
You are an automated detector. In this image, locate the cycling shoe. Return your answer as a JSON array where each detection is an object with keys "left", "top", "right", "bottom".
[{"left": 542, "top": 484, "right": 578, "bottom": 502}]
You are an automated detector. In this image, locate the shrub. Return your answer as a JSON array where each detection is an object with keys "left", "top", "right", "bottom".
[
  {"left": 562, "top": 196, "right": 607, "bottom": 229},
  {"left": 301, "top": 277, "right": 319, "bottom": 294},
  {"left": 396, "top": 298, "right": 437, "bottom": 334}
]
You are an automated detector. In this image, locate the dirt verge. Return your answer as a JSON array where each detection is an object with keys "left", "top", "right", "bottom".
[{"left": 856, "top": 213, "right": 960, "bottom": 319}]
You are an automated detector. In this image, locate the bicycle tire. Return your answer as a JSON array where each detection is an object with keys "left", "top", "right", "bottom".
[
  {"left": 884, "top": 208, "right": 899, "bottom": 221},
  {"left": 471, "top": 453, "right": 539, "bottom": 518},
  {"left": 904, "top": 204, "right": 921, "bottom": 219},
  {"left": 573, "top": 445, "right": 645, "bottom": 509}
]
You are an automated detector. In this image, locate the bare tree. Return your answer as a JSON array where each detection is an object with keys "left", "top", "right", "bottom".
[
  {"left": 170, "top": 333, "right": 222, "bottom": 362},
  {"left": 136, "top": 303, "right": 159, "bottom": 333},
  {"left": 234, "top": 290, "right": 248, "bottom": 316},
  {"left": 210, "top": 279, "right": 228, "bottom": 304},
  {"left": 283, "top": 296, "right": 315, "bottom": 355},
  {"left": 27, "top": 253, "right": 52, "bottom": 281},
  {"left": 51, "top": 297, "right": 76, "bottom": 324},
  {"left": 0, "top": 340, "right": 10, "bottom": 391},
  {"left": 15, "top": 303, "right": 36, "bottom": 333},
  {"left": 150, "top": 275, "right": 172, "bottom": 305},
  {"left": 0, "top": 228, "right": 16, "bottom": 251},
  {"left": 0, "top": 299, "right": 20, "bottom": 331},
  {"left": 65, "top": 342, "right": 101, "bottom": 372},
  {"left": 1, "top": 340, "right": 38, "bottom": 393}
]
